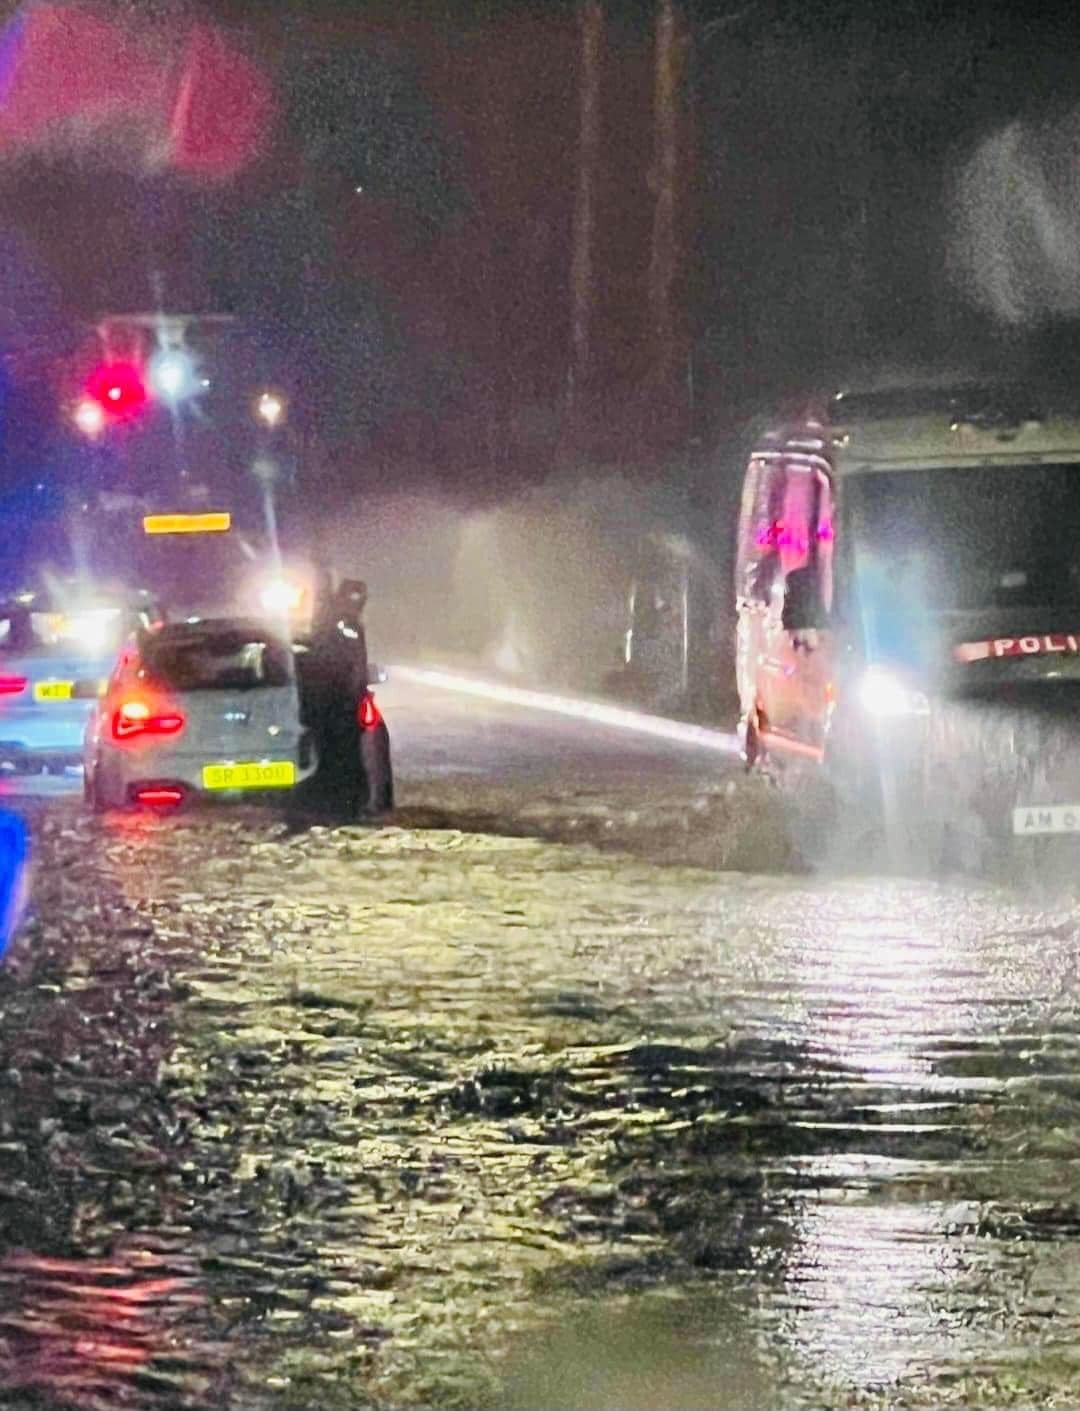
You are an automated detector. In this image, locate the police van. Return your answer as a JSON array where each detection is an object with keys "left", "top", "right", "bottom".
[{"left": 734, "top": 384, "right": 1080, "bottom": 867}]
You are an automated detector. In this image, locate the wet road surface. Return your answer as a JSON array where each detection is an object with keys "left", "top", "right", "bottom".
[{"left": 1, "top": 677, "right": 1080, "bottom": 1407}]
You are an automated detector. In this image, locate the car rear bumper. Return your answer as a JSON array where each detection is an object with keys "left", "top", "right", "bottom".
[{"left": 94, "top": 745, "right": 318, "bottom": 806}]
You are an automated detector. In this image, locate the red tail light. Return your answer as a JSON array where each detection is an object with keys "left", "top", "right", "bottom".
[
  {"left": 0, "top": 677, "right": 27, "bottom": 696},
  {"left": 135, "top": 787, "right": 184, "bottom": 807},
  {"left": 112, "top": 700, "right": 185, "bottom": 741},
  {"left": 357, "top": 692, "right": 383, "bottom": 731}
]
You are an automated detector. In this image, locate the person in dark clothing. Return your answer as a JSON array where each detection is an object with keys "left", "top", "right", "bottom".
[{"left": 304, "top": 578, "right": 370, "bottom": 811}]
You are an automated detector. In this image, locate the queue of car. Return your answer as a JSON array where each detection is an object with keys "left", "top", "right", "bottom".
[
  {"left": 0, "top": 586, "right": 161, "bottom": 776},
  {"left": 0, "top": 575, "right": 393, "bottom": 818}
]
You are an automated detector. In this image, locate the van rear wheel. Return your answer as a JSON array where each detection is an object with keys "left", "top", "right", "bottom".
[
  {"left": 811, "top": 741, "right": 946, "bottom": 875},
  {"left": 740, "top": 708, "right": 764, "bottom": 772}
]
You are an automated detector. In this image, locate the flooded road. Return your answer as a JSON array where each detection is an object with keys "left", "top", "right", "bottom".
[{"left": 2, "top": 679, "right": 1080, "bottom": 1407}]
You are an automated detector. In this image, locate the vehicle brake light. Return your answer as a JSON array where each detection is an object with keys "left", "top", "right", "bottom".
[
  {"left": 135, "top": 786, "right": 185, "bottom": 807},
  {"left": 112, "top": 700, "right": 186, "bottom": 741},
  {"left": 357, "top": 693, "right": 383, "bottom": 731},
  {"left": 0, "top": 677, "right": 27, "bottom": 696}
]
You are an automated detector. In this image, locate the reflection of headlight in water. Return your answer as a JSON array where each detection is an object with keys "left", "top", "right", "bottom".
[
  {"left": 857, "top": 667, "right": 930, "bottom": 718},
  {"left": 781, "top": 1199, "right": 972, "bottom": 1390},
  {"left": 260, "top": 580, "right": 304, "bottom": 615}
]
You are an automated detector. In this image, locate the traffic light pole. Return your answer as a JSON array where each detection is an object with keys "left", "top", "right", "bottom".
[{"left": 94, "top": 312, "right": 237, "bottom": 350}]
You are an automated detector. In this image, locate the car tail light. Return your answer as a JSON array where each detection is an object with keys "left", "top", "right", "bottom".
[
  {"left": 112, "top": 699, "right": 185, "bottom": 741},
  {"left": 357, "top": 692, "right": 383, "bottom": 731},
  {"left": 0, "top": 677, "right": 27, "bottom": 697},
  {"left": 135, "top": 786, "right": 184, "bottom": 807}
]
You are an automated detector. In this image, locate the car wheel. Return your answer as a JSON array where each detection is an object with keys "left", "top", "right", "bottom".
[
  {"left": 85, "top": 767, "right": 109, "bottom": 814},
  {"left": 84, "top": 768, "right": 98, "bottom": 811}
]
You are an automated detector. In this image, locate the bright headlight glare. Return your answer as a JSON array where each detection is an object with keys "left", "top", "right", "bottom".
[
  {"left": 148, "top": 349, "right": 197, "bottom": 402},
  {"left": 62, "top": 609, "right": 120, "bottom": 652},
  {"left": 260, "top": 580, "right": 303, "bottom": 615},
  {"left": 856, "top": 667, "right": 929, "bottom": 717}
]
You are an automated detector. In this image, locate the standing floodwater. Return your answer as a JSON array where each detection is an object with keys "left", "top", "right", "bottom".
[{"left": 0, "top": 678, "right": 1078, "bottom": 1407}]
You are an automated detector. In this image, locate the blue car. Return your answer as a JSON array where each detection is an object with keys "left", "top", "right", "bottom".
[{"left": 0, "top": 592, "right": 159, "bottom": 772}]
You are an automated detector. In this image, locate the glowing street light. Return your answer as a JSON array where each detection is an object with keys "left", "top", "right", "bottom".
[
  {"left": 256, "top": 391, "right": 285, "bottom": 430},
  {"left": 73, "top": 397, "right": 106, "bottom": 439},
  {"left": 148, "top": 348, "right": 197, "bottom": 403}
]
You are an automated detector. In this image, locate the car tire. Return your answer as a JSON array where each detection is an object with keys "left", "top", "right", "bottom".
[
  {"left": 305, "top": 714, "right": 394, "bottom": 822},
  {"left": 85, "top": 767, "right": 106, "bottom": 814},
  {"left": 357, "top": 724, "right": 394, "bottom": 817}
]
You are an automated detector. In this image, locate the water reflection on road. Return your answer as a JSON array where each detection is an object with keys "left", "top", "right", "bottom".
[
  {"left": 3, "top": 799, "right": 1080, "bottom": 1407},
  {"left": 0, "top": 1244, "right": 213, "bottom": 1410}
]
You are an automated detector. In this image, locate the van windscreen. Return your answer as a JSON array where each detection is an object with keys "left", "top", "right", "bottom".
[{"left": 845, "top": 463, "right": 1080, "bottom": 612}]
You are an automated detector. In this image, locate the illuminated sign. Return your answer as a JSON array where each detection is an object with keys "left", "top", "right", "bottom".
[{"left": 142, "top": 513, "right": 231, "bottom": 535}]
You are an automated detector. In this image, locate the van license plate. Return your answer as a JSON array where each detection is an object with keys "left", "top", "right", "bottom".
[
  {"left": 34, "top": 681, "right": 74, "bottom": 702},
  {"left": 202, "top": 762, "right": 296, "bottom": 790},
  {"left": 1013, "top": 805, "right": 1080, "bottom": 835}
]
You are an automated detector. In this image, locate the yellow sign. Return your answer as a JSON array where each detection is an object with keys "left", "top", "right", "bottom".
[{"left": 143, "top": 513, "right": 231, "bottom": 535}]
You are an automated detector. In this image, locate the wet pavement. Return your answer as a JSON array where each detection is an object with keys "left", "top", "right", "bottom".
[{"left": 1, "top": 679, "right": 1080, "bottom": 1407}]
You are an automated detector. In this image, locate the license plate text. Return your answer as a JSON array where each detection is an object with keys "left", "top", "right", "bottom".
[
  {"left": 202, "top": 761, "right": 296, "bottom": 790},
  {"left": 34, "top": 681, "right": 74, "bottom": 702}
]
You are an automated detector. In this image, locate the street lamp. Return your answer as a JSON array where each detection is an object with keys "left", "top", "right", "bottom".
[{"left": 256, "top": 391, "right": 285, "bottom": 430}]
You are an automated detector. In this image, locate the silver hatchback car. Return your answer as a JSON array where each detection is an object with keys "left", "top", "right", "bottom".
[{"left": 84, "top": 617, "right": 319, "bottom": 809}]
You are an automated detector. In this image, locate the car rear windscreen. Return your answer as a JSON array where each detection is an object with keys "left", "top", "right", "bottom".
[{"left": 144, "top": 631, "right": 292, "bottom": 692}]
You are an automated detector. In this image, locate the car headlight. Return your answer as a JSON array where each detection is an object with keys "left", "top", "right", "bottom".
[
  {"left": 856, "top": 666, "right": 930, "bottom": 718},
  {"left": 61, "top": 609, "right": 121, "bottom": 653},
  {"left": 260, "top": 580, "right": 304, "bottom": 615}
]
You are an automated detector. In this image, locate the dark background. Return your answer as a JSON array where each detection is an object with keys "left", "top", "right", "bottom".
[{"left": 4, "top": 0, "right": 1080, "bottom": 508}]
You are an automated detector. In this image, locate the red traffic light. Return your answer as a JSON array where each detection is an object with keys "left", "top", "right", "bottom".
[{"left": 84, "top": 361, "right": 148, "bottom": 421}]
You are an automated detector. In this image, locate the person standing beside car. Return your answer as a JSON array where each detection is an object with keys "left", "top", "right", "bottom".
[{"left": 307, "top": 579, "right": 370, "bottom": 809}]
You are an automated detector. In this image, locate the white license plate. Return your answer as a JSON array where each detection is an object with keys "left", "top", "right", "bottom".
[{"left": 1013, "top": 805, "right": 1080, "bottom": 835}]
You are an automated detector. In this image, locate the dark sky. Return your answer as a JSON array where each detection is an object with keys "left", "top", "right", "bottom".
[{"left": 4, "top": 0, "right": 1080, "bottom": 498}]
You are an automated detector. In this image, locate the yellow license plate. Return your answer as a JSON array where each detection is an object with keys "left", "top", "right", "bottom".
[
  {"left": 34, "top": 680, "right": 74, "bottom": 702},
  {"left": 202, "top": 761, "right": 296, "bottom": 791}
]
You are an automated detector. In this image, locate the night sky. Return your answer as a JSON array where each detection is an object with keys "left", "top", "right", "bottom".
[{"left": 3, "top": 0, "right": 1080, "bottom": 503}]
